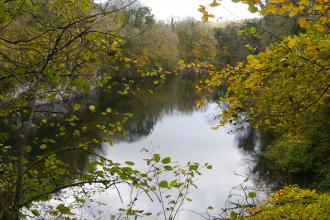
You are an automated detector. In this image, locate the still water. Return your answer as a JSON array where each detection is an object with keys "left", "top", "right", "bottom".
[
  {"left": 4, "top": 75, "right": 264, "bottom": 219},
  {"left": 91, "top": 103, "right": 250, "bottom": 219},
  {"left": 69, "top": 76, "right": 258, "bottom": 219}
]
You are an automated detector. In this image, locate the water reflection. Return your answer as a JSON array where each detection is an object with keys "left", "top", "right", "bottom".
[
  {"left": 2, "top": 75, "right": 269, "bottom": 218},
  {"left": 235, "top": 127, "right": 323, "bottom": 191},
  {"left": 235, "top": 128, "right": 280, "bottom": 190},
  {"left": 91, "top": 103, "right": 247, "bottom": 219},
  {"left": 100, "top": 75, "right": 203, "bottom": 142},
  {"left": 1, "top": 76, "right": 210, "bottom": 173}
]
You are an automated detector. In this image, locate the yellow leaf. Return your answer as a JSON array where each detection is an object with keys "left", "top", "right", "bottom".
[
  {"left": 195, "top": 101, "right": 202, "bottom": 109},
  {"left": 269, "top": 0, "right": 284, "bottom": 3},
  {"left": 178, "top": 59, "right": 185, "bottom": 66},
  {"left": 202, "top": 15, "right": 209, "bottom": 22},
  {"left": 209, "top": 0, "right": 220, "bottom": 8},
  {"left": 305, "top": 46, "right": 318, "bottom": 54},
  {"left": 314, "top": 24, "right": 326, "bottom": 32},
  {"left": 287, "top": 37, "right": 296, "bottom": 48},
  {"left": 198, "top": 5, "right": 206, "bottom": 12},
  {"left": 288, "top": 9, "right": 298, "bottom": 17},
  {"left": 298, "top": 17, "right": 309, "bottom": 28},
  {"left": 299, "top": 0, "right": 310, "bottom": 6},
  {"left": 89, "top": 105, "right": 96, "bottom": 112}
]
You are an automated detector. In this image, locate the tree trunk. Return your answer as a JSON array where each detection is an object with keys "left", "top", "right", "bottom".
[{"left": 12, "top": 83, "right": 39, "bottom": 219}]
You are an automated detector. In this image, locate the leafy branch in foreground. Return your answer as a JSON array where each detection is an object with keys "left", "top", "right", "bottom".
[
  {"left": 17, "top": 148, "right": 209, "bottom": 220},
  {"left": 197, "top": 0, "right": 329, "bottom": 131},
  {"left": 0, "top": 0, "right": 171, "bottom": 219}
]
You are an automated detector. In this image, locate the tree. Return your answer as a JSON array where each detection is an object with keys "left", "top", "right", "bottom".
[
  {"left": 198, "top": 0, "right": 329, "bottom": 190},
  {"left": 0, "top": 0, "right": 136, "bottom": 218},
  {"left": 175, "top": 19, "right": 218, "bottom": 63},
  {"left": 126, "top": 23, "right": 180, "bottom": 70},
  {"left": 0, "top": 0, "right": 206, "bottom": 219}
]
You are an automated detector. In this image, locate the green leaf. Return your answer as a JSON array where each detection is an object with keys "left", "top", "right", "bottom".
[
  {"left": 57, "top": 204, "right": 71, "bottom": 214},
  {"left": 164, "top": 165, "right": 172, "bottom": 170},
  {"left": 161, "top": 157, "right": 171, "bottom": 164},
  {"left": 73, "top": 103, "right": 80, "bottom": 111},
  {"left": 159, "top": 180, "right": 169, "bottom": 188},
  {"left": 96, "top": 171, "right": 103, "bottom": 177},
  {"left": 25, "top": 145, "right": 32, "bottom": 153},
  {"left": 39, "top": 144, "right": 47, "bottom": 150},
  {"left": 153, "top": 154, "right": 160, "bottom": 162},
  {"left": 125, "top": 161, "right": 135, "bottom": 166},
  {"left": 31, "top": 209, "right": 40, "bottom": 216},
  {"left": 121, "top": 167, "right": 133, "bottom": 173},
  {"left": 189, "top": 164, "right": 199, "bottom": 171},
  {"left": 230, "top": 211, "right": 238, "bottom": 219}
]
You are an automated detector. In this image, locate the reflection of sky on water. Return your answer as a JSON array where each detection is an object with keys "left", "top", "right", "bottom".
[{"left": 85, "top": 103, "right": 250, "bottom": 219}]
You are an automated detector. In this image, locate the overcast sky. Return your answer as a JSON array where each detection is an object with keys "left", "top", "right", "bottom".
[{"left": 139, "top": 0, "right": 260, "bottom": 21}]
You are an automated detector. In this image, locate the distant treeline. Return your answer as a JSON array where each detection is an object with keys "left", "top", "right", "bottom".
[{"left": 119, "top": 5, "right": 300, "bottom": 70}]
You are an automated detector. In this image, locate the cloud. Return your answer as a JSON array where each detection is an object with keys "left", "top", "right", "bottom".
[{"left": 140, "top": 0, "right": 260, "bottom": 21}]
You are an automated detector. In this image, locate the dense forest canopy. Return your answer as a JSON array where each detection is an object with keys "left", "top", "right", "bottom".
[{"left": 0, "top": 0, "right": 329, "bottom": 219}]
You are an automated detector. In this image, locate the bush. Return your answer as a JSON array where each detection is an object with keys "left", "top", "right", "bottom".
[{"left": 245, "top": 186, "right": 330, "bottom": 219}]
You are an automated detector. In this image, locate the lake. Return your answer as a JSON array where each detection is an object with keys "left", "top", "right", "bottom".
[
  {"left": 68, "top": 76, "right": 262, "bottom": 219},
  {"left": 4, "top": 75, "right": 266, "bottom": 219}
]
